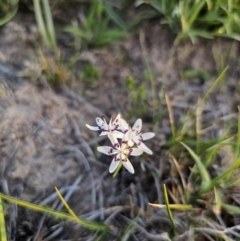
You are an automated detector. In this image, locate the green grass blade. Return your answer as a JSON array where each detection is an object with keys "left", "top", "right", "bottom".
[
  {"left": 0, "top": 2, "right": 18, "bottom": 26},
  {"left": 0, "top": 192, "right": 108, "bottom": 231},
  {"left": 201, "top": 158, "right": 240, "bottom": 194},
  {"left": 0, "top": 197, "right": 7, "bottom": 241},
  {"left": 187, "top": 1, "right": 206, "bottom": 29},
  {"left": 42, "top": 0, "right": 56, "bottom": 47},
  {"left": 33, "top": 0, "right": 49, "bottom": 46},
  {"left": 163, "top": 184, "right": 175, "bottom": 236},
  {"left": 0, "top": 192, "right": 76, "bottom": 220},
  {"left": 198, "top": 66, "right": 228, "bottom": 106},
  {"left": 180, "top": 142, "right": 211, "bottom": 188},
  {"left": 55, "top": 187, "right": 79, "bottom": 219},
  {"left": 55, "top": 187, "right": 109, "bottom": 231},
  {"left": 103, "top": 4, "right": 129, "bottom": 30},
  {"left": 222, "top": 203, "right": 240, "bottom": 215},
  {"left": 122, "top": 214, "right": 140, "bottom": 241}
]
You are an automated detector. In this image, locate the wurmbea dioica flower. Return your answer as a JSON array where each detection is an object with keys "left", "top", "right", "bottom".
[
  {"left": 86, "top": 113, "right": 128, "bottom": 138},
  {"left": 97, "top": 130, "right": 143, "bottom": 173},
  {"left": 128, "top": 119, "right": 155, "bottom": 155},
  {"left": 86, "top": 113, "right": 155, "bottom": 174}
]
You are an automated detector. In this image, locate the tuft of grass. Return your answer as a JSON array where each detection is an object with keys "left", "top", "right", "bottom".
[
  {"left": 147, "top": 57, "right": 240, "bottom": 239},
  {"left": 136, "top": 0, "right": 240, "bottom": 43},
  {"left": 79, "top": 64, "right": 100, "bottom": 84},
  {"left": 37, "top": 48, "right": 75, "bottom": 88},
  {"left": 180, "top": 141, "right": 211, "bottom": 190},
  {"left": 63, "top": 0, "right": 128, "bottom": 47}
]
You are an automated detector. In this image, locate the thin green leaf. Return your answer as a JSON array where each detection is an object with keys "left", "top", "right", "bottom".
[
  {"left": 223, "top": 203, "right": 240, "bottom": 215},
  {"left": 180, "top": 142, "right": 211, "bottom": 188},
  {"left": 55, "top": 187, "right": 79, "bottom": 220},
  {"left": 42, "top": 0, "right": 56, "bottom": 47},
  {"left": 163, "top": 184, "right": 175, "bottom": 236},
  {"left": 0, "top": 192, "right": 108, "bottom": 231},
  {"left": 187, "top": 1, "right": 206, "bottom": 29},
  {"left": 0, "top": 3, "right": 18, "bottom": 26},
  {"left": 198, "top": 66, "right": 228, "bottom": 107},
  {"left": 122, "top": 214, "right": 140, "bottom": 241},
  {"left": 0, "top": 197, "right": 7, "bottom": 241},
  {"left": 33, "top": 0, "right": 49, "bottom": 46},
  {"left": 55, "top": 187, "right": 109, "bottom": 231},
  {"left": 103, "top": 4, "right": 129, "bottom": 29},
  {"left": 201, "top": 158, "right": 240, "bottom": 194}
]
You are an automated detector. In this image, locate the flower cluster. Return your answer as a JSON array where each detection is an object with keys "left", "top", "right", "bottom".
[{"left": 86, "top": 114, "right": 155, "bottom": 174}]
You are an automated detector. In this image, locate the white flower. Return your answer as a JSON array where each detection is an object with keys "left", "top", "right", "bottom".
[
  {"left": 86, "top": 113, "right": 127, "bottom": 138},
  {"left": 97, "top": 130, "right": 143, "bottom": 174},
  {"left": 129, "top": 119, "right": 155, "bottom": 155}
]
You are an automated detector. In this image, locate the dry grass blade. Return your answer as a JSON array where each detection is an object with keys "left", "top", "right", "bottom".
[
  {"left": 171, "top": 155, "right": 187, "bottom": 190},
  {"left": 196, "top": 98, "right": 202, "bottom": 154},
  {"left": 234, "top": 106, "right": 240, "bottom": 161},
  {"left": 165, "top": 93, "right": 175, "bottom": 139},
  {"left": 148, "top": 203, "right": 193, "bottom": 210}
]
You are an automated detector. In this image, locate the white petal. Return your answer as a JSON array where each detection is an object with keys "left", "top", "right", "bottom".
[
  {"left": 109, "top": 116, "right": 113, "bottom": 126},
  {"left": 97, "top": 146, "right": 118, "bottom": 155},
  {"left": 119, "top": 115, "right": 130, "bottom": 132},
  {"left": 86, "top": 124, "right": 100, "bottom": 131},
  {"left": 108, "top": 133, "right": 120, "bottom": 149},
  {"left": 132, "top": 119, "right": 142, "bottom": 134},
  {"left": 121, "top": 129, "right": 131, "bottom": 148},
  {"left": 121, "top": 156, "right": 134, "bottom": 174},
  {"left": 112, "top": 130, "right": 124, "bottom": 138},
  {"left": 111, "top": 114, "right": 120, "bottom": 127},
  {"left": 123, "top": 148, "right": 143, "bottom": 156},
  {"left": 96, "top": 117, "right": 108, "bottom": 130},
  {"left": 109, "top": 155, "right": 121, "bottom": 173},
  {"left": 99, "top": 130, "right": 123, "bottom": 138},
  {"left": 128, "top": 139, "right": 134, "bottom": 147},
  {"left": 138, "top": 142, "right": 153, "bottom": 155},
  {"left": 99, "top": 131, "right": 108, "bottom": 136},
  {"left": 141, "top": 132, "right": 155, "bottom": 140}
]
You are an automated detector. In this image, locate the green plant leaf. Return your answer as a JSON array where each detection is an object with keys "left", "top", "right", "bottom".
[
  {"left": 0, "top": 197, "right": 7, "bottom": 241},
  {"left": 163, "top": 184, "right": 175, "bottom": 236},
  {"left": 0, "top": 192, "right": 109, "bottom": 231},
  {"left": 0, "top": 2, "right": 18, "bottom": 26},
  {"left": 201, "top": 158, "right": 240, "bottom": 194},
  {"left": 55, "top": 187, "right": 109, "bottom": 231},
  {"left": 223, "top": 203, "right": 240, "bottom": 215},
  {"left": 103, "top": 4, "right": 129, "bottom": 29},
  {"left": 180, "top": 142, "right": 211, "bottom": 189}
]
